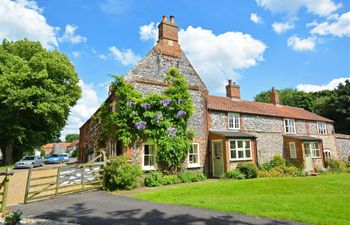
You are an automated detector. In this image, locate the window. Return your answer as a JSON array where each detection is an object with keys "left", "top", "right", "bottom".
[
  {"left": 188, "top": 143, "right": 200, "bottom": 167},
  {"left": 289, "top": 142, "right": 297, "bottom": 159},
  {"left": 323, "top": 149, "right": 331, "bottom": 159},
  {"left": 229, "top": 140, "right": 252, "bottom": 161},
  {"left": 304, "top": 142, "right": 320, "bottom": 158},
  {"left": 109, "top": 139, "right": 117, "bottom": 157},
  {"left": 228, "top": 113, "right": 240, "bottom": 129},
  {"left": 317, "top": 122, "right": 327, "bottom": 134},
  {"left": 284, "top": 118, "right": 296, "bottom": 134},
  {"left": 142, "top": 144, "right": 155, "bottom": 170}
]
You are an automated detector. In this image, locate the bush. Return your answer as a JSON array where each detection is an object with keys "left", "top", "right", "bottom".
[
  {"left": 326, "top": 159, "right": 348, "bottom": 173},
  {"left": 270, "top": 155, "right": 286, "bottom": 167},
  {"left": 347, "top": 155, "right": 350, "bottom": 168},
  {"left": 236, "top": 163, "right": 258, "bottom": 179},
  {"left": 222, "top": 169, "right": 246, "bottom": 180},
  {"left": 144, "top": 171, "right": 164, "bottom": 187},
  {"left": 103, "top": 156, "right": 142, "bottom": 191},
  {"left": 162, "top": 174, "right": 181, "bottom": 185},
  {"left": 179, "top": 171, "right": 206, "bottom": 183}
]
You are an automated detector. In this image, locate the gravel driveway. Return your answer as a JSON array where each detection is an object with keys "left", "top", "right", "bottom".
[{"left": 10, "top": 190, "right": 306, "bottom": 225}]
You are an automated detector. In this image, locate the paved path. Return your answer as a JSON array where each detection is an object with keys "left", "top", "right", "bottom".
[{"left": 11, "top": 191, "right": 306, "bottom": 225}]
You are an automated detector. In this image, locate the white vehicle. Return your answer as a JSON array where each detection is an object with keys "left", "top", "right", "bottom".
[{"left": 15, "top": 155, "right": 43, "bottom": 168}]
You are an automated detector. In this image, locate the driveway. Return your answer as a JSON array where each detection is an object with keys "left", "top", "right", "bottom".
[{"left": 11, "top": 191, "right": 305, "bottom": 225}]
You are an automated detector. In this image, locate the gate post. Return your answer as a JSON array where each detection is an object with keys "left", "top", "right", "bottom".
[
  {"left": 1, "top": 168, "right": 13, "bottom": 212},
  {"left": 55, "top": 167, "right": 61, "bottom": 196},
  {"left": 24, "top": 167, "right": 32, "bottom": 204}
]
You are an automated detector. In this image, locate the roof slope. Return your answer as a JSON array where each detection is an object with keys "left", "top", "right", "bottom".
[{"left": 208, "top": 95, "right": 333, "bottom": 122}]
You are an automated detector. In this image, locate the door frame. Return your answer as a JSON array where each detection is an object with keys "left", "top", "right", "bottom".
[{"left": 211, "top": 140, "right": 224, "bottom": 177}]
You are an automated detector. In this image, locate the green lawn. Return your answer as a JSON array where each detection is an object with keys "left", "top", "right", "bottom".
[{"left": 133, "top": 174, "right": 350, "bottom": 225}]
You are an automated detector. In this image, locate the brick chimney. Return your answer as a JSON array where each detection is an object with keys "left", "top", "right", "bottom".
[
  {"left": 270, "top": 87, "right": 280, "bottom": 105},
  {"left": 226, "top": 80, "right": 240, "bottom": 99},
  {"left": 155, "top": 15, "right": 182, "bottom": 58}
]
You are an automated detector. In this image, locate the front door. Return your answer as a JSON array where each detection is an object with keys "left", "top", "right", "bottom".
[
  {"left": 212, "top": 140, "right": 224, "bottom": 177},
  {"left": 304, "top": 142, "right": 313, "bottom": 171}
]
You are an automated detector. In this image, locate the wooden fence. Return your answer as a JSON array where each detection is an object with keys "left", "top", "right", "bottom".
[
  {"left": 0, "top": 168, "right": 14, "bottom": 212},
  {"left": 24, "top": 162, "right": 105, "bottom": 204}
]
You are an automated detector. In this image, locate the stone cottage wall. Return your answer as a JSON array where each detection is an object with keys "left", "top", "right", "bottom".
[{"left": 336, "top": 134, "right": 350, "bottom": 161}]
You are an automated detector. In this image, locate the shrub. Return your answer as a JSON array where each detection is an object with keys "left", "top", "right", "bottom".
[
  {"left": 347, "top": 155, "right": 350, "bottom": 168},
  {"left": 162, "top": 174, "right": 181, "bottom": 185},
  {"left": 270, "top": 155, "right": 286, "bottom": 167},
  {"left": 258, "top": 168, "right": 283, "bottom": 177},
  {"left": 222, "top": 169, "right": 246, "bottom": 180},
  {"left": 179, "top": 171, "right": 206, "bottom": 183},
  {"left": 236, "top": 163, "right": 258, "bottom": 179},
  {"left": 103, "top": 156, "right": 142, "bottom": 191},
  {"left": 326, "top": 159, "right": 347, "bottom": 173},
  {"left": 144, "top": 171, "right": 164, "bottom": 187}
]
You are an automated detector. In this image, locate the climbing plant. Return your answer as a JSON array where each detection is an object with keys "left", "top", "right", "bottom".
[{"left": 99, "top": 68, "right": 195, "bottom": 173}]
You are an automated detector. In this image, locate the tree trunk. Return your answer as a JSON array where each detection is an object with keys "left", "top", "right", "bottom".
[{"left": 3, "top": 140, "right": 14, "bottom": 165}]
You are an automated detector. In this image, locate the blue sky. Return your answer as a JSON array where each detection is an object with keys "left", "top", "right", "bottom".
[{"left": 0, "top": 0, "right": 349, "bottom": 139}]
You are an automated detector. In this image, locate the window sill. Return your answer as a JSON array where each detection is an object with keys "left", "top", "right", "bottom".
[
  {"left": 187, "top": 164, "right": 201, "bottom": 168},
  {"left": 312, "top": 157, "right": 321, "bottom": 159},
  {"left": 229, "top": 158, "right": 252, "bottom": 162},
  {"left": 142, "top": 167, "right": 156, "bottom": 171},
  {"left": 228, "top": 128, "right": 240, "bottom": 130}
]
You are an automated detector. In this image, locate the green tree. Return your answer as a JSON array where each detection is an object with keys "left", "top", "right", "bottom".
[
  {"left": 65, "top": 134, "right": 80, "bottom": 142},
  {"left": 0, "top": 39, "right": 81, "bottom": 164}
]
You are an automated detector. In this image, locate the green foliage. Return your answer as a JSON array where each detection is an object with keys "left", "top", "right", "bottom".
[
  {"left": 179, "top": 171, "right": 206, "bottom": 183},
  {"left": 254, "top": 81, "right": 350, "bottom": 134},
  {"left": 103, "top": 156, "right": 142, "bottom": 190},
  {"left": 39, "top": 147, "right": 46, "bottom": 157},
  {"left": 99, "top": 68, "right": 195, "bottom": 172},
  {"left": 0, "top": 39, "right": 81, "bottom": 164},
  {"left": 222, "top": 169, "right": 246, "bottom": 180},
  {"left": 4, "top": 210, "right": 23, "bottom": 225},
  {"left": 259, "top": 155, "right": 304, "bottom": 177},
  {"left": 326, "top": 159, "right": 348, "bottom": 173},
  {"left": 236, "top": 163, "right": 258, "bottom": 179},
  {"left": 144, "top": 171, "right": 164, "bottom": 187},
  {"left": 347, "top": 155, "right": 350, "bottom": 168},
  {"left": 71, "top": 149, "right": 78, "bottom": 158},
  {"left": 65, "top": 134, "right": 79, "bottom": 142},
  {"left": 162, "top": 174, "right": 181, "bottom": 185}
]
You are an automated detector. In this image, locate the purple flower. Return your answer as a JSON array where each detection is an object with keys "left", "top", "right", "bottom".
[
  {"left": 177, "top": 110, "right": 187, "bottom": 118},
  {"left": 135, "top": 121, "right": 147, "bottom": 130},
  {"left": 141, "top": 102, "right": 151, "bottom": 109},
  {"left": 160, "top": 99, "right": 172, "bottom": 107},
  {"left": 167, "top": 127, "right": 177, "bottom": 138},
  {"left": 155, "top": 113, "right": 163, "bottom": 123},
  {"left": 126, "top": 101, "right": 134, "bottom": 108},
  {"left": 177, "top": 99, "right": 183, "bottom": 104}
]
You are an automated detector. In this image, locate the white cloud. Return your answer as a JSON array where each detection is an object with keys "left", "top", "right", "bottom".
[
  {"left": 310, "top": 12, "right": 350, "bottom": 37},
  {"left": 287, "top": 35, "right": 316, "bottom": 51},
  {"left": 139, "top": 22, "right": 158, "bottom": 43},
  {"left": 179, "top": 26, "right": 267, "bottom": 93},
  {"left": 58, "top": 24, "right": 87, "bottom": 44},
  {"left": 250, "top": 13, "right": 263, "bottom": 24},
  {"left": 61, "top": 80, "right": 101, "bottom": 140},
  {"left": 99, "top": 54, "right": 107, "bottom": 60},
  {"left": 72, "top": 51, "right": 81, "bottom": 58},
  {"left": 139, "top": 23, "right": 267, "bottom": 93},
  {"left": 109, "top": 46, "right": 141, "bottom": 66},
  {"left": 0, "top": 0, "right": 58, "bottom": 49},
  {"left": 297, "top": 77, "right": 350, "bottom": 92},
  {"left": 272, "top": 21, "right": 295, "bottom": 33},
  {"left": 256, "top": 0, "right": 341, "bottom": 17}
]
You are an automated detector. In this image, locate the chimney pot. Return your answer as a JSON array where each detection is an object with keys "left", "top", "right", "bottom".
[
  {"left": 162, "top": 15, "right": 168, "bottom": 22},
  {"left": 228, "top": 79, "right": 232, "bottom": 85},
  {"left": 170, "top": 15, "right": 175, "bottom": 23},
  {"left": 226, "top": 81, "right": 240, "bottom": 99}
]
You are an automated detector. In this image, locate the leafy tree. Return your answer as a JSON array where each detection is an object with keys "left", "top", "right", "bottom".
[
  {"left": 65, "top": 133, "right": 80, "bottom": 142},
  {"left": 100, "top": 68, "right": 194, "bottom": 173},
  {"left": 0, "top": 39, "right": 81, "bottom": 164}
]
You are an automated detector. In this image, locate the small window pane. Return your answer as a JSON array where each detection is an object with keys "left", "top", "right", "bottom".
[
  {"left": 245, "top": 150, "right": 251, "bottom": 158},
  {"left": 245, "top": 141, "right": 250, "bottom": 148},
  {"left": 238, "top": 150, "right": 244, "bottom": 158},
  {"left": 237, "top": 141, "right": 243, "bottom": 148},
  {"left": 231, "top": 141, "right": 236, "bottom": 149},
  {"left": 231, "top": 150, "right": 236, "bottom": 159}
]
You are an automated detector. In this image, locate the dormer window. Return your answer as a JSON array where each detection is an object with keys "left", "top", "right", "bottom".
[
  {"left": 317, "top": 122, "right": 327, "bottom": 134},
  {"left": 228, "top": 113, "right": 240, "bottom": 129},
  {"left": 284, "top": 118, "right": 296, "bottom": 134}
]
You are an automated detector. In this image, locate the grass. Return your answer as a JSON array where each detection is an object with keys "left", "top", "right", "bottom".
[{"left": 133, "top": 173, "right": 350, "bottom": 225}]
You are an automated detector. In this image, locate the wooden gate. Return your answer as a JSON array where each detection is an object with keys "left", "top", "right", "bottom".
[
  {"left": 24, "top": 162, "right": 104, "bottom": 204},
  {"left": 0, "top": 168, "right": 13, "bottom": 212}
]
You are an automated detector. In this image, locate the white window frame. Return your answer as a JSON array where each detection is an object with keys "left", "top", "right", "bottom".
[
  {"left": 142, "top": 144, "right": 156, "bottom": 170},
  {"left": 188, "top": 143, "right": 200, "bottom": 168},
  {"left": 323, "top": 149, "right": 331, "bottom": 159},
  {"left": 284, "top": 118, "right": 296, "bottom": 134},
  {"left": 317, "top": 122, "right": 327, "bottom": 135},
  {"left": 228, "top": 113, "right": 240, "bottom": 130},
  {"left": 289, "top": 142, "right": 297, "bottom": 159},
  {"left": 229, "top": 139, "right": 252, "bottom": 161},
  {"left": 109, "top": 139, "right": 117, "bottom": 157},
  {"left": 304, "top": 142, "right": 321, "bottom": 159}
]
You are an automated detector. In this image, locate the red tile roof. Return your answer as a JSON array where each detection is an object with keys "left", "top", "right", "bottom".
[{"left": 208, "top": 95, "right": 333, "bottom": 123}]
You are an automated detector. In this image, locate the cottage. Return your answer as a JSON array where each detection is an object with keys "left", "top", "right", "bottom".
[{"left": 79, "top": 16, "right": 348, "bottom": 176}]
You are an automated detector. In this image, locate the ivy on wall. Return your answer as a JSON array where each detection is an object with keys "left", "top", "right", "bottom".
[{"left": 99, "top": 68, "right": 195, "bottom": 173}]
